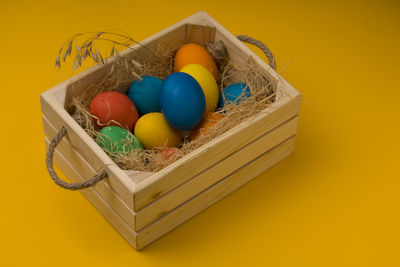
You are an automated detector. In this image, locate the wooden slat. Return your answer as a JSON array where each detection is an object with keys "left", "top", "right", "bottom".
[
  {"left": 46, "top": 136, "right": 296, "bottom": 250},
  {"left": 44, "top": 113, "right": 298, "bottom": 230},
  {"left": 186, "top": 24, "right": 216, "bottom": 45}
]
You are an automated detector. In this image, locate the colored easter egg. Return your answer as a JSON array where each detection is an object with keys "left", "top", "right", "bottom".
[
  {"left": 89, "top": 91, "right": 139, "bottom": 131},
  {"left": 160, "top": 148, "right": 181, "bottom": 161},
  {"left": 160, "top": 72, "right": 206, "bottom": 131},
  {"left": 96, "top": 126, "right": 143, "bottom": 156},
  {"left": 174, "top": 43, "right": 218, "bottom": 80},
  {"left": 134, "top": 112, "right": 182, "bottom": 149},
  {"left": 190, "top": 111, "right": 224, "bottom": 140},
  {"left": 218, "top": 83, "right": 251, "bottom": 109},
  {"left": 180, "top": 64, "right": 219, "bottom": 112},
  {"left": 127, "top": 76, "right": 163, "bottom": 116}
]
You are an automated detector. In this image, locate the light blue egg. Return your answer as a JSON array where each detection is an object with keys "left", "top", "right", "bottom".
[
  {"left": 217, "top": 83, "right": 251, "bottom": 109},
  {"left": 128, "top": 76, "right": 163, "bottom": 116},
  {"left": 160, "top": 72, "right": 205, "bottom": 131}
]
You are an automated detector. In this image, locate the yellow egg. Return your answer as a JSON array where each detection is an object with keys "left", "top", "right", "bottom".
[
  {"left": 134, "top": 113, "right": 182, "bottom": 149},
  {"left": 180, "top": 64, "right": 219, "bottom": 112}
]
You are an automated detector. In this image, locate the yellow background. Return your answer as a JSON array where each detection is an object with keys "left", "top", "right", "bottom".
[{"left": 1, "top": 0, "right": 399, "bottom": 266}]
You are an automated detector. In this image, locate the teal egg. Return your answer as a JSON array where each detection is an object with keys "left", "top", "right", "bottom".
[
  {"left": 128, "top": 76, "right": 163, "bottom": 116},
  {"left": 218, "top": 83, "right": 251, "bottom": 109},
  {"left": 96, "top": 126, "right": 143, "bottom": 156}
]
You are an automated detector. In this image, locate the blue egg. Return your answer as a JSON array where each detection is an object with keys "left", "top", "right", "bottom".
[
  {"left": 217, "top": 83, "right": 251, "bottom": 109},
  {"left": 160, "top": 72, "right": 205, "bottom": 131},
  {"left": 128, "top": 76, "right": 163, "bottom": 115}
]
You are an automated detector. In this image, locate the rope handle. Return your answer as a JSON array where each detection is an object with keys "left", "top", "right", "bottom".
[
  {"left": 46, "top": 36, "right": 275, "bottom": 190},
  {"left": 46, "top": 126, "right": 107, "bottom": 190},
  {"left": 236, "top": 35, "right": 276, "bottom": 70}
]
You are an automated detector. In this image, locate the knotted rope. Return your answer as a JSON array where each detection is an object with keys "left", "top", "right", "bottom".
[{"left": 46, "top": 126, "right": 107, "bottom": 190}]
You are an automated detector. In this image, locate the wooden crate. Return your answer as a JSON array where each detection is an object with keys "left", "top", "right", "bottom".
[{"left": 41, "top": 11, "right": 301, "bottom": 249}]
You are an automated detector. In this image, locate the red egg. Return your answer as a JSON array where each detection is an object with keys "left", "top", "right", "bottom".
[
  {"left": 89, "top": 91, "right": 138, "bottom": 131},
  {"left": 160, "top": 148, "right": 181, "bottom": 161}
]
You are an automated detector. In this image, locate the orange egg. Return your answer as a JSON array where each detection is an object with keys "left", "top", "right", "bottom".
[
  {"left": 174, "top": 43, "right": 218, "bottom": 80},
  {"left": 190, "top": 111, "right": 224, "bottom": 140}
]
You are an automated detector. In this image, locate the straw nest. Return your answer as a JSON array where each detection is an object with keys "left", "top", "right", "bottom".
[{"left": 60, "top": 33, "right": 279, "bottom": 172}]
